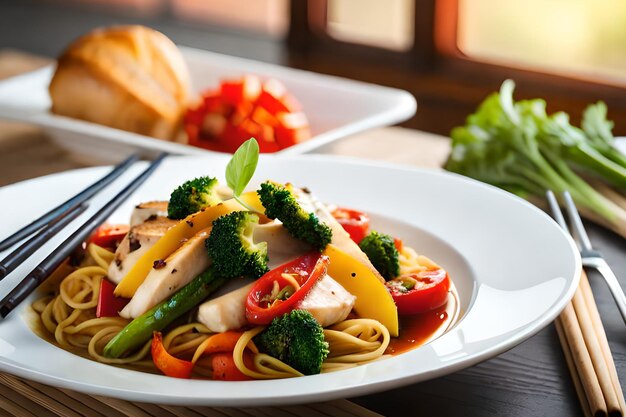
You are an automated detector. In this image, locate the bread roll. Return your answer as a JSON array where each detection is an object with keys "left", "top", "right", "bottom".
[{"left": 49, "top": 25, "right": 190, "bottom": 140}]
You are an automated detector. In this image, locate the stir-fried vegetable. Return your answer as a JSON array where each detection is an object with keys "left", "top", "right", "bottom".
[
  {"left": 257, "top": 181, "right": 333, "bottom": 251},
  {"left": 445, "top": 80, "right": 626, "bottom": 238},
  {"left": 331, "top": 207, "right": 370, "bottom": 244},
  {"left": 167, "top": 176, "right": 221, "bottom": 220},
  {"left": 385, "top": 269, "right": 450, "bottom": 315},
  {"left": 254, "top": 309, "right": 329, "bottom": 375},
  {"left": 151, "top": 331, "right": 194, "bottom": 379},
  {"left": 88, "top": 224, "right": 129, "bottom": 249},
  {"left": 205, "top": 211, "right": 269, "bottom": 279},
  {"left": 96, "top": 279, "right": 129, "bottom": 318},
  {"left": 359, "top": 231, "right": 400, "bottom": 280},
  {"left": 211, "top": 353, "right": 252, "bottom": 381}
]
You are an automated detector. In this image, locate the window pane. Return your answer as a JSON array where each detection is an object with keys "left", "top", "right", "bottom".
[
  {"left": 326, "top": 0, "right": 414, "bottom": 51},
  {"left": 458, "top": 0, "right": 626, "bottom": 83}
]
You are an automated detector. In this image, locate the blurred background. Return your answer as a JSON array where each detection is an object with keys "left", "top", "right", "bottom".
[{"left": 2, "top": 0, "right": 626, "bottom": 136}]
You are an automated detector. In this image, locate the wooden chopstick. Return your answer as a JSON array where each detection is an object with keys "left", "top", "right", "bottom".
[
  {"left": 0, "top": 153, "right": 139, "bottom": 252},
  {"left": 0, "top": 153, "right": 167, "bottom": 319},
  {"left": 0, "top": 203, "right": 88, "bottom": 280},
  {"left": 555, "top": 317, "right": 593, "bottom": 417},
  {"left": 557, "top": 270, "right": 625, "bottom": 417},
  {"left": 579, "top": 272, "right": 626, "bottom": 412}
]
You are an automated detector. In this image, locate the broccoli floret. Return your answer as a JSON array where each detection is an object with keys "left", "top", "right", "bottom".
[
  {"left": 359, "top": 231, "right": 399, "bottom": 280},
  {"left": 168, "top": 176, "right": 222, "bottom": 220},
  {"left": 206, "top": 211, "right": 269, "bottom": 279},
  {"left": 254, "top": 310, "right": 329, "bottom": 375},
  {"left": 257, "top": 181, "right": 332, "bottom": 251}
]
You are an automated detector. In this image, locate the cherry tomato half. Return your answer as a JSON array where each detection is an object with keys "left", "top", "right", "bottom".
[
  {"left": 88, "top": 224, "right": 129, "bottom": 249},
  {"left": 245, "top": 252, "right": 329, "bottom": 325},
  {"left": 385, "top": 269, "right": 450, "bottom": 315},
  {"left": 331, "top": 207, "right": 370, "bottom": 244}
]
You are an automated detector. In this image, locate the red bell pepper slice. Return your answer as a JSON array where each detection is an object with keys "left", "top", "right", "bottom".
[
  {"left": 88, "top": 224, "right": 129, "bottom": 249},
  {"left": 202, "top": 331, "right": 244, "bottom": 355},
  {"left": 385, "top": 269, "right": 450, "bottom": 315},
  {"left": 331, "top": 207, "right": 370, "bottom": 244},
  {"left": 245, "top": 252, "right": 329, "bottom": 325},
  {"left": 151, "top": 331, "right": 194, "bottom": 379},
  {"left": 96, "top": 279, "right": 130, "bottom": 318}
]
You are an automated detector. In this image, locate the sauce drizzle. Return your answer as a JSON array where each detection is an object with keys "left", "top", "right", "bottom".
[{"left": 386, "top": 286, "right": 459, "bottom": 355}]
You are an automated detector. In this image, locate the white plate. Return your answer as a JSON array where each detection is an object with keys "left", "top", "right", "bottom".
[
  {"left": 0, "top": 47, "right": 416, "bottom": 163},
  {"left": 0, "top": 155, "right": 580, "bottom": 406}
]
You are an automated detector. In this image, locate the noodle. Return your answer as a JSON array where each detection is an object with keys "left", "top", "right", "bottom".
[
  {"left": 399, "top": 246, "right": 440, "bottom": 276},
  {"left": 322, "top": 319, "right": 390, "bottom": 371},
  {"left": 33, "top": 244, "right": 140, "bottom": 359},
  {"left": 165, "top": 323, "right": 212, "bottom": 357}
]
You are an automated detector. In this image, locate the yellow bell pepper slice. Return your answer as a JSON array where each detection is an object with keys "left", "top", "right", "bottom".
[
  {"left": 114, "top": 192, "right": 261, "bottom": 298},
  {"left": 323, "top": 244, "right": 399, "bottom": 336}
]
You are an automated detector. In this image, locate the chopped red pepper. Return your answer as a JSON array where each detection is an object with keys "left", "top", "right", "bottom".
[
  {"left": 96, "top": 279, "right": 130, "bottom": 318},
  {"left": 151, "top": 331, "right": 194, "bottom": 379},
  {"left": 245, "top": 252, "right": 329, "bottom": 325},
  {"left": 220, "top": 74, "right": 261, "bottom": 106},
  {"left": 184, "top": 75, "right": 310, "bottom": 153}
]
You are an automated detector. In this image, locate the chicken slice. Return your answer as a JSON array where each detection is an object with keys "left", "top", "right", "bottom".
[
  {"left": 298, "top": 275, "right": 356, "bottom": 327},
  {"left": 197, "top": 281, "right": 254, "bottom": 333},
  {"left": 107, "top": 216, "right": 177, "bottom": 284},
  {"left": 253, "top": 220, "right": 312, "bottom": 269},
  {"left": 120, "top": 227, "right": 212, "bottom": 318},
  {"left": 130, "top": 201, "right": 168, "bottom": 227}
]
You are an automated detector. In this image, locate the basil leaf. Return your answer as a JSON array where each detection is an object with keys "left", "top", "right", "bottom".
[{"left": 226, "top": 138, "right": 259, "bottom": 197}]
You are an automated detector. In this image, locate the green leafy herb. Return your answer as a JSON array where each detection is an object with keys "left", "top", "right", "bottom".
[
  {"left": 445, "top": 79, "right": 626, "bottom": 239},
  {"left": 225, "top": 138, "right": 260, "bottom": 210}
]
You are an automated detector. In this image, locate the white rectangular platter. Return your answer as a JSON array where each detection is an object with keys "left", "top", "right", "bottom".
[{"left": 0, "top": 46, "right": 416, "bottom": 162}]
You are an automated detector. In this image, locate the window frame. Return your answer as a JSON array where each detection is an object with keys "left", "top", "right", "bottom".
[
  {"left": 289, "top": 0, "right": 626, "bottom": 102},
  {"left": 288, "top": 0, "right": 437, "bottom": 68},
  {"left": 433, "top": 0, "right": 626, "bottom": 102}
]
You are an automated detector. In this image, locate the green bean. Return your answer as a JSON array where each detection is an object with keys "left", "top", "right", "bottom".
[{"left": 103, "top": 267, "right": 226, "bottom": 359}]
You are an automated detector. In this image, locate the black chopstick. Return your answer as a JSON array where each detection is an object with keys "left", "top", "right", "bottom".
[
  {"left": 0, "top": 152, "right": 167, "bottom": 319},
  {"left": 0, "top": 153, "right": 139, "bottom": 252},
  {"left": 0, "top": 203, "right": 88, "bottom": 280}
]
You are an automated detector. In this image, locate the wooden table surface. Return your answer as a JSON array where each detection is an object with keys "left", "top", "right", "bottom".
[{"left": 0, "top": 52, "right": 624, "bottom": 417}]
